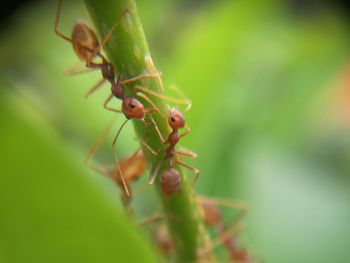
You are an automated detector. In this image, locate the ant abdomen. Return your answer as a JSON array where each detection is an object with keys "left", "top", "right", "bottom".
[
  {"left": 71, "top": 21, "right": 99, "bottom": 62},
  {"left": 160, "top": 168, "right": 181, "bottom": 195}
]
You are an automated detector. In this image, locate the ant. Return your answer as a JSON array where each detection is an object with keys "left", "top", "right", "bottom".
[
  {"left": 84, "top": 117, "right": 146, "bottom": 205},
  {"left": 141, "top": 108, "right": 199, "bottom": 195},
  {"left": 54, "top": 0, "right": 161, "bottom": 102},
  {"left": 54, "top": 0, "right": 191, "bottom": 111},
  {"left": 54, "top": 0, "right": 164, "bottom": 195},
  {"left": 197, "top": 196, "right": 252, "bottom": 262},
  {"left": 154, "top": 225, "right": 174, "bottom": 255},
  {"left": 85, "top": 119, "right": 175, "bottom": 226},
  {"left": 54, "top": 0, "right": 192, "bottom": 196}
]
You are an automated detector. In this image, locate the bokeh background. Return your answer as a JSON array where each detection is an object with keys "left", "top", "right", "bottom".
[{"left": 1, "top": 0, "right": 350, "bottom": 262}]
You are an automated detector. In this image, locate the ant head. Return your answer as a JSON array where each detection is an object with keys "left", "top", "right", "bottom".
[
  {"left": 71, "top": 21, "right": 99, "bottom": 62},
  {"left": 168, "top": 109, "right": 185, "bottom": 129},
  {"left": 122, "top": 97, "right": 144, "bottom": 119}
]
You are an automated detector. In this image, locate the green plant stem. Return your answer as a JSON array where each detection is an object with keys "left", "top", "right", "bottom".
[{"left": 84, "top": 0, "right": 207, "bottom": 261}]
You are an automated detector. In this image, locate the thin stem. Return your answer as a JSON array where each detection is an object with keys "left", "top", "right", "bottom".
[{"left": 84, "top": 0, "right": 211, "bottom": 261}]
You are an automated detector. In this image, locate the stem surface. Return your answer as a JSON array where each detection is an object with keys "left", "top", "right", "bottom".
[{"left": 84, "top": 0, "right": 206, "bottom": 261}]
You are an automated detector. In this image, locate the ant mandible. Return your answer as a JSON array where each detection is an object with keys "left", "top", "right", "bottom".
[{"left": 141, "top": 108, "right": 200, "bottom": 195}]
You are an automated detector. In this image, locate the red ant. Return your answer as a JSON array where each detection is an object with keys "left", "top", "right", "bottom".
[
  {"left": 54, "top": 0, "right": 193, "bottom": 196},
  {"left": 197, "top": 196, "right": 252, "bottom": 262},
  {"left": 85, "top": 118, "right": 175, "bottom": 226},
  {"left": 53, "top": 0, "right": 164, "bottom": 196},
  {"left": 54, "top": 0, "right": 190, "bottom": 111},
  {"left": 154, "top": 225, "right": 174, "bottom": 253},
  {"left": 141, "top": 108, "right": 199, "bottom": 195},
  {"left": 54, "top": 0, "right": 161, "bottom": 104},
  {"left": 84, "top": 117, "right": 146, "bottom": 203}
]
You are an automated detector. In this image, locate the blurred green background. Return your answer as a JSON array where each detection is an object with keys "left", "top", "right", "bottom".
[{"left": 1, "top": 0, "right": 350, "bottom": 262}]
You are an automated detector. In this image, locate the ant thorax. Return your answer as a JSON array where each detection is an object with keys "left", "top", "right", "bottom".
[
  {"left": 165, "top": 146, "right": 176, "bottom": 161},
  {"left": 168, "top": 130, "right": 180, "bottom": 146},
  {"left": 111, "top": 81, "right": 125, "bottom": 99},
  {"left": 101, "top": 63, "right": 115, "bottom": 83}
]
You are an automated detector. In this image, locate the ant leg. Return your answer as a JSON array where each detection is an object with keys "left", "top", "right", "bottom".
[
  {"left": 219, "top": 205, "right": 248, "bottom": 236},
  {"left": 174, "top": 159, "right": 200, "bottom": 184},
  {"left": 199, "top": 222, "right": 246, "bottom": 258},
  {"left": 103, "top": 94, "right": 123, "bottom": 113},
  {"left": 137, "top": 212, "right": 179, "bottom": 226},
  {"left": 86, "top": 61, "right": 105, "bottom": 70},
  {"left": 133, "top": 85, "right": 192, "bottom": 111},
  {"left": 179, "top": 126, "right": 190, "bottom": 139},
  {"left": 176, "top": 149, "right": 197, "bottom": 158},
  {"left": 197, "top": 196, "right": 249, "bottom": 258},
  {"left": 54, "top": 0, "right": 102, "bottom": 61},
  {"left": 64, "top": 64, "right": 98, "bottom": 76},
  {"left": 137, "top": 213, "right": 168, "bottom": 226},
  {"left": 198, "top": 196, "right": 249, "bottom": 248},
  {"left": 149, "top": 159, "right": 163, "bottom": 185},
  {"left": 110, "top": 148, "right": 145, "bottom": 183},
  {"left": 137, "top": 118, "right": 164, "bottom": 158},
  {"left": 149, "top": 116, "right": 166, "bottom": 143},
  {"left": 111, "top": 119, "right": 130, "bottom": 197},
  {"left": 111, "top": 149, "right": 146, "bottom": 203},
  {"left": 138, "top": 115, "right": 166, "bottom": 147},
  {"left": 197, "top": 196, "right": 249, "bottom": 220},
  {"left": 169, "top": 84, "right": 192, "bottom": 112},
  {"left": 136, "top": 92, "right": 166, "bottom": 118},
  {"left": 122, "top": 72, "right": 162, "bottom": 85},
  {"left": 54, "top": 0, "right": 73, "bottom": 43},
  {"left": 144, "top": 56, "right": 164, "bottom": 93},
  {"left": 84, "top": 78, "right": 106, "bottom": 98},
  {"left": 139, "top": 140, "right": 159, "bottom": 156},
  {"left": 138, "top": 119, "right": 165, "bottom": 157},
  {"left": 89, "top": 9, "right": 131, "bottom": 63},
  {"left": 84, "top": 116, "right": 118, "bottom": 177}
]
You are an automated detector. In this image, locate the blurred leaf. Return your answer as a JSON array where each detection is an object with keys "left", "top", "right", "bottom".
[
  {"left": 160, "top": 0, "right": 350, "bottom": 262},
  {"left": 0, "top": 91, "right": 157, "bottom": 263}
]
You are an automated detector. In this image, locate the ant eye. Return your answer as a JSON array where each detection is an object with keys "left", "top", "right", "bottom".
[
  {"left": 130, "top": 103, "right": 136, "bottom": 109},
  {"left": 171, "top": 117, "right": 176, "bottom": 122}
]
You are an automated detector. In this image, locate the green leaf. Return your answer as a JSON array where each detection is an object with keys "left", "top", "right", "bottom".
[{"left": 0, "top": 93, "right": 157, "bottom": 263}]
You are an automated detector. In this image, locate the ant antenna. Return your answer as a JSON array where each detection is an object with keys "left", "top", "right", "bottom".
[
  {"left": 111, "top": 119, "right": 130, "bottom": 197},
  {"left": 133, "top": 85, "right": 192, "bottom": 113},
  {"left": 84, "top": 116, "right": 130, "bottom": 197}
]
